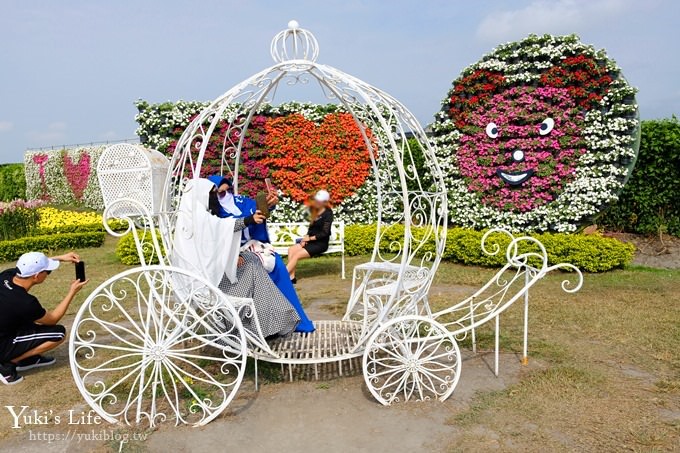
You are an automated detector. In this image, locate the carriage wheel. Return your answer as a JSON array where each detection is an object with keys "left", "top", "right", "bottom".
[
  {"left": 69, "top": 266, "right": 247, "bottom": 427},
  {"left": 363, "top": 315, "right": 461, "bottom": 405}
]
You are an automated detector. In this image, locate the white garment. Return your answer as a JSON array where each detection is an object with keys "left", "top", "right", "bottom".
[
  {"left": 218, "top": 191, "right": 242, "bottom": 216},
  {"left": 172, "top": 178, "right": 241, "bottom": 288},
  {"left": 240, "top": 240, "right": 276, "bottom": 272}
]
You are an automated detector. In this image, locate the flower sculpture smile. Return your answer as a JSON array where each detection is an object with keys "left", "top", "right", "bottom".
[{"left": 433, "top": 34, "right": 640, "bottom": 232}]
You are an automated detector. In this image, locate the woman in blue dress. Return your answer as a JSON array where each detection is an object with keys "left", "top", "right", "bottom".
[{"left": 207, "top": 175, "right": 315, "bottom": 333}]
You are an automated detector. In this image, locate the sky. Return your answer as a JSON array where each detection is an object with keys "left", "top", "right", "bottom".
[{"left": 0, "top": 0, "right": 678, "bottom": 163}]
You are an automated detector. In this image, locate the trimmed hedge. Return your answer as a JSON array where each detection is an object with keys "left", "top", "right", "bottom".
[
  {"left": 35, "top": 223, "right": 105, "bottom": 235},
  {"left": 345, "top": 224, "right": 634, "bottom": 273},
  {"left": 0, "top": 164, "right": 26, "bottom": 201},
  {"left": 601, "top": 118, "right": 680, "bottom": 236},
  {"left": 116, "top": 230, "right": 165, "bottom": 265},
  {"left": 0, "top": 232, "right": 106, "bottom": 262},
  {"left": 115, "top": 224, "right": 633, "bottom": 272}
]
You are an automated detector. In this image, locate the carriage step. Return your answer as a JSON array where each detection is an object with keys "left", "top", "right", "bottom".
[{"left": 251, "top": 320, "right": 365, "bottom": 368}]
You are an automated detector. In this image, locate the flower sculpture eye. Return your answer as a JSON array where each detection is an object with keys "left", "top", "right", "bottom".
[
  {"left": 539, "top": 117, "right": 555, "bottom": 135},
  {"left": 485, "top": 122, "right": 499, "bottom": 138}
]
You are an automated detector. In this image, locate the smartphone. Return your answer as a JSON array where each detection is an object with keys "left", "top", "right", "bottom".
[
  {"left": 255, "top": 192, "right": 270, "bottom": 218},
  {"left": 75, "top": 261, "right": 86, "bottom": 282},
  {"left": 264, "top": 178, "right": 273, "bottom": 193}
]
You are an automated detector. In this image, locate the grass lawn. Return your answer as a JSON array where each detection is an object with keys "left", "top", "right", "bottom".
[{"left": 0, "top": 237, "right": 678, "bottom": 450}]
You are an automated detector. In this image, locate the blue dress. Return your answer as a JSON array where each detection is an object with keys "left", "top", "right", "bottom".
[{"left": 207, "top": 176, "right": 315, "bottom": 333}]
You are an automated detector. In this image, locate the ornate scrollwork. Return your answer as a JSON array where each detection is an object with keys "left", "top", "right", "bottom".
[
  {"left": 433, "top": 228, "right": 584, "bottom": 337},
  {"left": 79, "top": 23, "right": 586, "bottom": 420},
  {"left": 103, "top": 198, "right": 167, "bottom": 266},
  {"left": 70, "top": 266, "right": 247, "bottom": 427},
  {"left": 363, "top": 316, "right": 461, "bottom": 405}
]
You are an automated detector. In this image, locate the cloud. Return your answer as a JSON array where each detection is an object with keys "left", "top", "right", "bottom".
[
  {"left": 476, "top": 0, "right": 634, "bottom": 43},
  {"left": 0, "top": 121, "right": 13, "bottom": 133},
  {"left": 28, "top": 121, "right": 67, "bottom": 143}
]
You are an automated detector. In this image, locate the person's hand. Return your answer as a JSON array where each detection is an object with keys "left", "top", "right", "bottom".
[
  {"left": 55, "top": 252, "right": 80, "bottom": 263},
  {"left": 303, "top": 235, "right": 311, "bottom": 242},
  {"left": 252, "top": 210, "right": 266, "bottom": 224},
  {"left": 69, "top": 279, "right": 89, "bottom": 295},
  {"left": 300, "top": 241, "right": 307, "bottom": 247},
  {"left": 237, "top": 256, "right": 245, "bottom": 267},
  {"left": 266, "top": 192, "right": 279, "bottom": 208}
]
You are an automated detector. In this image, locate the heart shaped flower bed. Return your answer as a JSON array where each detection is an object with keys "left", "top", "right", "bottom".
[
  {"left": 167, "top": 109, "right": 374, "bottom": 207},
  {"left": 262, "top": 113, "right": 373, "bottom": 205}
]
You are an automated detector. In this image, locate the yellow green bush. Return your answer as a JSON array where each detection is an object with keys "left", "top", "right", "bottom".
[
  {"left": 345, "top": 224, "right": 635, "bottom": 273},
  {"left": 116, "top": 230, "right": 165, "bottom": 265}
]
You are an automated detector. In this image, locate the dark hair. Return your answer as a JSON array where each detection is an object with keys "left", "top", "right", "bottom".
[{"left": 208, "top": 189, "right": 221, "bottom": 217}]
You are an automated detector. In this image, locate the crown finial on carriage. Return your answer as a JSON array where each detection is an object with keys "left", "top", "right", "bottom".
[{"left": 270, "top": 19, "right": 320, "bottom": 63}]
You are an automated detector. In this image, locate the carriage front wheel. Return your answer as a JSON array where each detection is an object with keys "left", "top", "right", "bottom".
[
  {"left": 69, "top": 265, "right": 247, "bottom": 427},
  {"left": 363, "top": 315, "right": 461, "bottom": 405}
]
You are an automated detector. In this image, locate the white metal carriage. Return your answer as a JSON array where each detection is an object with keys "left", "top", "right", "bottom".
[{"left": 69, "top": 21, "right": 583, "bottom": 427}]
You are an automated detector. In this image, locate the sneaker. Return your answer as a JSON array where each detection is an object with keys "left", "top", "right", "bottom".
[
  {"left": 0, "top": 363, "right": 23, "bottom": 385},
  {"left": 16, "top": 355, "right": 56, "bottom": 371}
]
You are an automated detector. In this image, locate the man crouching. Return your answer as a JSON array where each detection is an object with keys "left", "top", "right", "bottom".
[{"left": 0, "top": 251, "right": 88, "bottom": 385}]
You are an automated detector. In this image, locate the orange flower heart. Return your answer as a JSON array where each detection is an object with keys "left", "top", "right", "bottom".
[{"left": 262, "top": 113, "right": 373, "bottom": 205}]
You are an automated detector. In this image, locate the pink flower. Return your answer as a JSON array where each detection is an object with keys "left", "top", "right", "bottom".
[{"left": 457, "top": 86, "right": 585, "bottom": 213}]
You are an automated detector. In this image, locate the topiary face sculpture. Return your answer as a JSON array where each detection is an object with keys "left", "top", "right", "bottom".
[{"left": 433, "top": 35, "right": 640, "bottom": 232}]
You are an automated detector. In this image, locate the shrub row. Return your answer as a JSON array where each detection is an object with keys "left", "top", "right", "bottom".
[
  {"left": 345, "top": 224, "right": 635, "bottom": 273},
  {"left": 0, "top": 164, "right": 26, "bottom": 202},
  {"left": 115, "top": 224, "right": 633, "bottom": 272},
  {"left": 0, "top": 232, "right": 106, "bottom": 262}
]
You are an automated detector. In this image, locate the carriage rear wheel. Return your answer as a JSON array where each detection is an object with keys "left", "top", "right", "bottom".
[
  {"left": 363, "top": 315, "right": 461, "bottom": 405},
  {"left": 69, "top": 266, "right": 247, "bottom": 427}
]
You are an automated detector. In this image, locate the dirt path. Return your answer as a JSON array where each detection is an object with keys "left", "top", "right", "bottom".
[
  {"left": 143, "top": 292, "right": 534, "bottom": 453},
  {"left": 611, "top": 232, "right": 680, "bottom": 268},
  {"left": 0, "top": 284, "right": 534, "bottom": 453},
  {"left": 145, "top": 352, "right": 531, "bottom": 453}
]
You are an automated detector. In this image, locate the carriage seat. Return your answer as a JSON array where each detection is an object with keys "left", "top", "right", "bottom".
[{"left": 268, "top": 221, "right": 346, "bottom": 279}]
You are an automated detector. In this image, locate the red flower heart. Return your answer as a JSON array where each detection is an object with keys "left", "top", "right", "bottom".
[
  {"left": 262, "top": 113, "right": 373, "bottom": 205},
  {"left": 62, "top": 152, "right": 91, "bottom": 201}
]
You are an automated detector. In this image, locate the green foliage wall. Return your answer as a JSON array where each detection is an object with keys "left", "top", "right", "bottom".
[
  {"left": 0, "top": 164, "right": 26, "bottom": 201},
  {"left": 601, "top": 118, "right": 680, "bottom": 236}
]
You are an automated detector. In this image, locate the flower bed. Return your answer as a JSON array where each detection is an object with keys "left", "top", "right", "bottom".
[
  {"left": 432, "top": 34, "right": 640, "bottom": 232},
  {"left": 0, "top": 206, "right": 120, "bottom": 262},
  {"left": 0, "top": 200, "right": 44, "bottom": 241},
  {"left": 136, "top": 101, "right": 390, "bottom": 224},
  {"left": 24, "top": 147, "right": 106, "bottom": 210},
  {"left": 115, "top": 229, "right": 165, "bottom": 265},
  {"left": 36, "top": 207, "right": 125, "bottom": 234}
]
